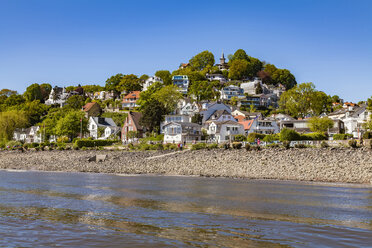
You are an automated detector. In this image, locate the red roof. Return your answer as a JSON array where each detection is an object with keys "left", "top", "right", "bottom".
[
  {"left": 122, "top": 91, "right": 141, "bottom": 102},
  {"left": 233, "top": 115, "right": 246, "bottom": 122},
  {"left": 83, "top": 102, "right": 98, "bottom": 112},
  {"left": 239, "top": 120, "right": 254, "bottom": 130}
]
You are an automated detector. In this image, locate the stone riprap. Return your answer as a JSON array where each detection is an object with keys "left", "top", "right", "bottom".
[{"left": 0, "top": 148, "right": 372, "bottom": 184}]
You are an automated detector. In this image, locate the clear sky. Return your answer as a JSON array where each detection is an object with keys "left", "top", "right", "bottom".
[{"left": 0, "top": 0, "right": 371, "bottom": 102}]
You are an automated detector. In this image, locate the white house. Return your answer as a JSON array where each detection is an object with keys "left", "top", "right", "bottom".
[
  {"left": 143, "top": 76, "right": 163, "bottom": 91},
  {"left": 199, "top": 102, "right": 232, "bottom": 123},
  {"left": 179, "top": 101, "right": 200, "bottom": 116},
  {"left": 160, "top": 115, "right": 191, "bottom": 133},
  {"left": 219, "top": 85, "right": 245, "bottom": 101},
  {"left": 206, "top": 73, "right": 226, "bottom": 83},
  {"left": 239, "top": 119, "right": 280, "bottom": 135},
  {"left": 45, "top": 87, "right": 70, "bottom": 106},
  {"left": 240, "top": 78, "right": 263, "bottom": 95},
  {"left": 206, "top": 120, "right": 244, "bottom": 143},
  {"left": 163, "top": 122, "right": 202, "bottom": 143},
  {"left": 13, "top": 126, "right": 42, "bottom": 143},
  {"left": 172, "top": 75, "right": 189, "bottom": 94},
  {"left": 205, "top": 109, "right": 236, "bottom": 123},
  {"left": 88, "top": 117, "right": 118, "bottom": 139}
]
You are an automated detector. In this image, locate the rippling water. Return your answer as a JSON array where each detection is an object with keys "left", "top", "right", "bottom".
[{"left": 0, "top": 170, "right": 371, "bottom": 247}]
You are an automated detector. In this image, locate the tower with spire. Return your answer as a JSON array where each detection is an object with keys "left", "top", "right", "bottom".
[{"left": 217, "top": 50, "right": 229, "bottom": 71}]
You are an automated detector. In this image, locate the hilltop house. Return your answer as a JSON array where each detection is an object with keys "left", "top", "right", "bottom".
[
  {"left": 122, "top": 91, "right": 140, "bottom": 109},
  {"left": 121, "top": 112, "right": 145, "bottom": 143},
  {"left": 163, "top": 122, "right": 202, "bottom": 143},
  {"left": 82, "top": 102, "right": 102, "bottom": 118},
  {"left": 215, "top": 52, "right": 229, "bottom": 71},
  {"left": 88, "top": 117, "right": 118, "bottom": 139},
  {"left": 143, "top": 76, "right": 163, "bottom": 91},
  {"left": 206, "top": 120, "right": 244, "bottom": 143},
  {"left": 93, "top": 91, "right": 115, "bottom": 101},
  {"left": 172, "top": 75, "right": 189, "bottom": 94},
  {"left": 206, "top": 73, "right": 226, "bottom": 83},
  {"left": 45, "top": 87, "right": 70, "bottom": 106}
]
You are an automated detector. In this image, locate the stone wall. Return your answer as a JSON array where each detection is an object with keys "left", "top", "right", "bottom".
[{"left": 0, "top": 148, "right": 372, "bottom": 184}]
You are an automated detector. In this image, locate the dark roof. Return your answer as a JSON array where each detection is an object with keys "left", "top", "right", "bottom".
[
  {"left": 129, "top": 112, "right": 143, "bottom": 130},
  {"left": 207, "top": 109, "right": 231, "bottom": 121},
  {"left": 83, "top": 102, "right": 100, "bottom": 112}
]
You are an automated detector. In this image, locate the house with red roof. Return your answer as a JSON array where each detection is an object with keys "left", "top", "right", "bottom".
[
  {"left": 122, "top": 91, "right": 141, "bottom": 109},
  {"left": 82, "top": 102, "right": 102, "bottom": 118},
  {"left": 121, "top": 111, "right": 146, "bottom": 143}
]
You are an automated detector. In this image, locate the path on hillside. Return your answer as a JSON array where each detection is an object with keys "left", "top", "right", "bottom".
[{"left": 146, "top": 150, "right": 189, "bottom": 160}]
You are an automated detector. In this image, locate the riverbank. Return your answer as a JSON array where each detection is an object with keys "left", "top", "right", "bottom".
[{"left": 0, "top": 148, "right": 372, "bottom": 184}]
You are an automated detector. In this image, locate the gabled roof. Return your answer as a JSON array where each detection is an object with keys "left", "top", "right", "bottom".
[
  {"left": 239, "top": 120, "right": 255, "bottom": 130},
  {"left": 91, "top": 117, "right": 117, "bottom": 127},
  {"left": 83, "top": 102, "right": 100, "bottom": 112},
  {"left": 163, "top": 121, "right": 201, "bottom": 128},
  {"left": 206, "top": 109, "right": 231, "bottom": 121},
  {"left": 123, "top": 91, "right": 140, "bottom": 100}
]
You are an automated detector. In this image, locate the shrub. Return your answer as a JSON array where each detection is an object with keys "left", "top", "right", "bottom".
[
  {"left": 73, "top": 144, "right": 79, "bottom": 150},
  {"left": 6, "top": 140, "right": 22, "bottom": 148},
  {"left": 263, "top": 134, "right": 280, "bottom": 143},
  {"left": 348, "top": 139, "right": 357, "bottom": 148},
  {"left": 232, "top": 142, "right": 242, "bottom": 149},
  {"left": 251, "top": 145, "right": 261, "bottom": 151},
  {"left": 223, "top": 143, "right": 230, "bottom": 149},
  {"left": 75, "top": 139, "right": 117, "bottom": 148},
  {"left": 301, "top": 132, "right": 327, "bottom": 141},
  {"left": 294, "top": 144, "right": 306, "bottom": 148},
  {"left": 280, "top": 128, "right": 300, "bottom": 141},
  {"left": 81, "top": 146, "right": 87, "bottom": 151},
  {"left": 320, "top": 141, "right": 329, "bottom": 148},
  {"left": 57, "top": 136, "right": 69, "bottom": 143},
  {"left": 245, "top": 143, "right": 251, "bottom": 151},
  {"left": 207, "top": 143, "right": 219, "bottom": 149},
  {"left": 153, "top": 143, "right": 164, "bottom": 150},
  {"left": 267, "top": 143, "right": 279, "bottom": 148},
  {"left": 247, "top": 133, "right": 266, "bottom": 143},
  {"left": 234, "top": 134, "right": 246, "bottom": 142},
  {"left": 191, "top": 143, "right": 207, "bottom": 150},
  {"left": 363, "top": 131, "right": 372, "bottom": 139},
  {"left": 333, "top": 133, "right": 353, "bottom": 140},
  {"left": 282, "top": 140, "right": 291, "bottom": 149},
  {"left": 164, "top": 143, "right": 178, "bottom": 150}
]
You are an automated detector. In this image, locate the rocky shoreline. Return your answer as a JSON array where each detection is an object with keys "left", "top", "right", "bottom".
[{"left": 1, "top": 148, "right": 372, "bottom": 184}]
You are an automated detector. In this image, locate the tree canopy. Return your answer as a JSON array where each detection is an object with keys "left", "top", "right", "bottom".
[
  {"left": 189, "top": 50, "right": 215, "bottom": 71},
  {"left": 308, "top": 117, "right": 334, "bottom": 133},
  {"left": 117, "top": 74, "right": 142, "bottom": 93}
]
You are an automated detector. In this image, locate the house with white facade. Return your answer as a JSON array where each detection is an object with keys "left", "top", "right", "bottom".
[
  {"left": 199, "top": 102, "right": 232, "bottom": 123},
  {"left": 88, "top": 117, "right": 118, "bottom": 139},
  {"left": 45, "top": 87, "right": 70, "bottom": 106},
  {"left": 205, "top": 109, "right": 236, "bottom": 123},
  {"left": 13, "top": 126, "right": 42, "bottom": 143},
  {"left": 122, "top": 91, "right": 140, "bottom": 109},
  {"left": 239, "top": 119, "right": 280, "bottom": 135},
  {"left": 160, "top": 115, "right": 191, "bottom": 133},
  {"left": 163, "top": 122, "right": 202, "bottom": 143},
  {"left": 172, "top": 75, "right": 189, "bottom": 94},
  {"left": 206, "top": 120, "right": 244, "bottom": 143},
  {"left": 240, "top": 78, "right": 263, "bottom": 95},
  {"left": 143, "top": 76, "right": 163, "bottom": 91},
  {"left": 206, "top": 73, "right": 227, "bottom": 83},
  {"left": 220, "top": 85, "right": 245, "bottom": 101}
]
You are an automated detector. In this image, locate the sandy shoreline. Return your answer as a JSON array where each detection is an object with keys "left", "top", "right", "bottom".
[{"left": 0, "top": 148, "right": 372, "bottom": 184}]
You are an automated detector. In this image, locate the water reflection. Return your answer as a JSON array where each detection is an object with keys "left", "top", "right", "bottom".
[{"left": 0, "top": 171, "right": 371, "bottom": 247}]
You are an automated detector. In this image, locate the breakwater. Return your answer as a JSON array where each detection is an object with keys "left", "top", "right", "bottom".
[{"left": 1, "top": 148, "right": 372, "bottom": 184}]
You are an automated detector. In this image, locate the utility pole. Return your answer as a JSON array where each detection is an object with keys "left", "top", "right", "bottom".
[{"left": 80, "top": 118, "right": 83, "bottom": 139}]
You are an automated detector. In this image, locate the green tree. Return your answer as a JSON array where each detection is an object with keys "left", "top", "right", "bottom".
[
  {"left": 0, "top": 89, "right": 17, "bottom": 97},
  {"left": 139, "top": 74, "right": 149, "bottom": 81},
  {"left": 24, "top": 83, "right": 43, "bottom": 102},
  {"left": 271, "top": 69, "right": 297, "bottom": 89},
  {"left": 4, "top": 94, "right": 25, "bottom": 107},
  {"left": 66, "top": 95, "right": 86, "bottom": 109},
  {"left": 137, "top": 81, "right": 163, "bottom": 108},
  {"left": 152, "top": 85, "right": 183, "bottom": 113},
  {"left": 40, "top": 83, "right": 52, "bottom": 101},
  {"left": 105, "top": 73, "right": 124, "bottom": 92},
  {"left": 83, "top": 85, "right": 105, "bottom": 93},
  {"left": 0, "top": 110, "right": 29, "bottom": 141},
  {"left": 155, "top": 70, "right": 172, "bottom": 85},
  {"left": 55, "top": 110, "right": 87, "bottom": 140},
  {"left": 139, "top": 99, "right": 167, "bottom": 133},
  {"left": 189, "top": 50, "right": 215, "bottom": 71},
  {"left": 366, "top": 96, "right": 372, "bottom": 112},
  {"left": 229, "top": 49, "right": 250, "bottom": 62},
  {"left": 246, "top": 56, "right": 263, "bottom": 78},
  {"left": 189, "top": 80, "right": 220, "bottom": 101},
  {"left": 228, "top": 59, "right": 249, "bottom": 80},
  {"left": 117, "top": 74, "right": 142, "bottom": 92},
  {"left": 191, "top": 113, "right": 203, "bottom": 125},
  {"left": 308, "top": 117, "right": 334, "bottom": 133},
  {"left": 279, "top": 83, "right": 331, "bottom": 118}
]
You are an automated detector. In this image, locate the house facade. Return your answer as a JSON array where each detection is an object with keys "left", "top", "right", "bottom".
[
  {"left": 220, "top": 85, "right": 245, "bottom": 101},
  {"left": 172, "top": 75, "right": 189, "bottom": 94},
  {"left": 163, "top": 122, "right": 202, "bottom": 143},
  {"left": 88, "top": 117, "right": 118, "bottom": 139},
  {"left": 121, "top": 112, "right": 145, "bottom": 143},
  {"left": 45, "top": 87, "right": 70, "bottom": 106},
  {"left": 143, "top": 76, "right": 163, "bottom": 91},
  {"left": 122, "top": 91, "right": 140, "bottom": 109},
  {"left": 160, "top": 115, "right": 191, "bottom": 133},
  {"left": 200, "top": 102, "right": 232, "bottom": 123},
  {"left": 206, "top": 120, "right": 244, "bottom": 143},
  {"left": 239, "top": 119, "right": 280, "bottom": 135},
  {"left": 13, "top": 126, "right": 42, "bottom": 143},
  {"left": 206, "top": 73, "right": 226, "bottom": 83},
  {"left": 82, "top": 102, "right": 102, "bottom": 118}
]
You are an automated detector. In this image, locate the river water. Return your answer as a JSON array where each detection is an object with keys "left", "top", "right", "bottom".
[{"left": 0, "top": 170, "right": 371, "bottom": 247}]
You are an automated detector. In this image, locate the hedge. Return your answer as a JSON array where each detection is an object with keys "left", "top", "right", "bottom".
[
  {"left": 75, "top": 139, "right": 117, "bottom": 148},
  {"left": 333, "top": 133, "right": 353, "bottom": 140},
  {"left": 247, "top": 133, "right": 266, "bottom": 143}
]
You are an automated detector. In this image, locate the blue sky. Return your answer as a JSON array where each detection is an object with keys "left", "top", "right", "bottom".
[{"left": 0, "top": 0, "right": 371, "bottom": 102}]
